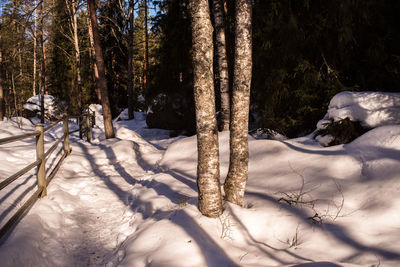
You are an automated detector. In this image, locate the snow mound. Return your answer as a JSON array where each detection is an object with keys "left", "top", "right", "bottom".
[
  {"left": 315, "top": 91, "right": 400, "bottom": 146},
  {"left": 23, "top": 95, "right": 59, "bottom": 118},
  {"left": 89, "top": 104, "right": 104, "bottom": 128},
  {"left": 347, "top": 125, "right": 400, "bottom": 150},
  {"left": 327, "top": 91, "right": 400, "bottom": 128}
]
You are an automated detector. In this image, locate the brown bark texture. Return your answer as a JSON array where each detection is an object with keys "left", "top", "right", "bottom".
[
  {"left": 212, "top": 0, "right": 230, "bottom": 131},
  {"left": 88, "top": 0, "right": 115, "bottom": 139},
  {"left": 189, "top": 0, "right": 223, "bottom": 218},
  {"left": 40, "top": 2, "right": 46, "bottom": 123},
  {"left": 224, "top": 0, "right": 252, "bottom": 206},
  {"left": 33, "top": 3, "right": 37, "bottom": 97},
  {"left": 87, "top": 17, "right": 101, "bottom": 102},
  {"left": 71, "top": 0, "right": 82, "bottom": 112}
]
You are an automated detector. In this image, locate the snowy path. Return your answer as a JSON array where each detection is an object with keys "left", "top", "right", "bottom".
[{"left": 38, "top": 130, "right": 165, "bottom": 265}]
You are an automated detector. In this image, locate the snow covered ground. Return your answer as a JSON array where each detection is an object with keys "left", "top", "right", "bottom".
[{"left": 1, "top": 93, "right": 400, "bottom": 266}]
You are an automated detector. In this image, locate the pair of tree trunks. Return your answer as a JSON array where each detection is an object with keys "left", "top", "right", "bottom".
[
  {"left": 190, "top": 0, "right": 252, "bottom": 217},
  {"left": 87, "top": 0, "right": 115, "bottom": 139}
]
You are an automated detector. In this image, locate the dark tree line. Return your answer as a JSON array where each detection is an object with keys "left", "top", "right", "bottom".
[{"left": 0, "top": 0, "right": 399, "bottom": 134}]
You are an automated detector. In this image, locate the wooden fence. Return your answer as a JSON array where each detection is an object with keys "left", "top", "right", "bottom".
[
  {"left": 70, "top": 109, "right": 95, "bottom": 143},
  {"left": 0, "top": 115, "right": 73, "bottom": 240}
]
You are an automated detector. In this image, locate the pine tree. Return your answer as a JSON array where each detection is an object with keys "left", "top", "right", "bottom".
[{"left": 88, "top": 0, "right": 115, "bottom": 139}]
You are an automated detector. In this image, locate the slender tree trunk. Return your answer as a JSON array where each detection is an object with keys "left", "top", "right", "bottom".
[
  {"left": 212, "top": 0, "right": 230, "bottom": 131},
  {"left": 127, "top": 0, "right": 135, "bottom": 119},
  {"left": 11, "top": 72, "right": 17, "bottom": 115},
  {"left": 71, "top": 0, "right": 82, "bottom": 113},
  {"left": 40, "top": 3, "right": 46, "bottom": 124},
  {"left": 189, "top": 0, "right": 223, "bottom": 218},
  {"left": 0, "top": 31, "right": 3, "bottom": 121},
  {"left": 33, "top": 0, "right": 37, "bottom": 96},
  {"left": 142, "top": 0, "right": 149, "bottom": 92},
  {"left": 224, "top": 0, "right": 252, "bottom": 206},
  {"left": 87, "top": 16, "right": 101, "bottom": 102},
  {"left": 88, "top": 0, "right": 115, "bottom": 139}
]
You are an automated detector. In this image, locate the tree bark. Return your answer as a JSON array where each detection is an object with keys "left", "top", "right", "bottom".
[
  {"left": 33, "top": 0, "right": 37, "bottom": 96},
  {"left": 40, "top": 2, "right": 46, "bottom": 123},
  {"left": 212, "top": 0, "right": 230, "bottom": 131},
  {"left": 87, "top": 16, "right": 101, "bottom": 102},
  {"left": 224, "top": 0, "right": 252, "bottom": 206},
  {"left": 0, "top": 31, "right": 3, "bottom": 121},
  {"left": 127, "top": 0, "right": 135, "bottom": 120},
  {"left": 189, "top": 0, "right": 223, "bottom": 218},
  {"left": 70, "top": 0, "right": 82, "bottom": 113},
  {"left": 142, "top": 0, "right": 149, "bottom": 92},
  {"left": 88, "top": 0, "right": 115, "bottom": 139}
]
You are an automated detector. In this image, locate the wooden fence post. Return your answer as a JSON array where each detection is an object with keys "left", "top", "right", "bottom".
[
  {"left": 35, "top": 124, "right": 46, "bottom": 197},
  {"left": 63, "top": 115, "right": 71, "bottom": 155},
  {"left": 86, "top": 113, "right": 92, "bottom": 143}
]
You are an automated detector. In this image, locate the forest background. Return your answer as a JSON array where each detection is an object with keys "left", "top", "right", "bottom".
[{"left": 0, "top": 0, "right": 399, "bottom": 138}]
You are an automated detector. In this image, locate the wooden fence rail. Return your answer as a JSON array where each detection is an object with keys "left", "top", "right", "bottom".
[{"left": 0, "top": 115, "right": 74, "bottom": 240}]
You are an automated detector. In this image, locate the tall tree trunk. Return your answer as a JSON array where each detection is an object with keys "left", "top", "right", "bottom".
[
  {"left": 212, "top": 0, "right": 230, "bottom": 131},
  {"left": 88, "top": 0, "right": 115, "bottom": 139},
  {"left": 189, "top": 0, "right": 223, "bottom": 218},
  {"left": 33, "top": 0, "right": 37, "bottom": 96},
  {"left": 40, "top": 2, "right": 46, "bottom": 124},
  {"left": 127, "top": 0, "right": 135, "bottom": 120},
  {"left": 71, "top": 0, "right": 82, "bottom": 113},
  {"left": 11, "top": 72, "right": 17, "bottom": 115},
  {"left": 0, "top": 31, "right": 3, "bottom": 121},
  {"left": 87, "top": 16, "right": 101, "bottom": 102},
  {"left": 224, "top": 0, "right": 252, "bottom": 206},
  {"left": 142, "top": 0, "right": 149, "bottom": 92}
]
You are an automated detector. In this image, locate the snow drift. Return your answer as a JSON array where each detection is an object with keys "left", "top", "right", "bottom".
[{"left": 1, "top": 92, "right": 400, "bottom": 266}]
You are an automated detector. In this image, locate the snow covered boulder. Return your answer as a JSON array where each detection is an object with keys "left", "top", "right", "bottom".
[
  {"left": 314, "top": 91, "right": 400, "bottom": 146},
  {"left": 23, "top": 95, "right": 64, "bottom": 120}
]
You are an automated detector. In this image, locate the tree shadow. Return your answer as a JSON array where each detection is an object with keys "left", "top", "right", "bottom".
[
  {"left": 226, "top": 205, "right": 314, "bottom": 265},
  {"left": 246, "top": 191, "right": 400, "bottom": 261},
  {"left": 74, "top": 140, "right": 238, "bottom": 266}
]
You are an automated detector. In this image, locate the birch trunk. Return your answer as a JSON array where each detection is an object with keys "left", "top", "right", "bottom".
[
  {"left": 212, "top": 0, "right": 230, "bottom": 131},
  {"left": 127, "top": 0, "right": 135, "bottom": 120},
  {"left": 189, "top": 0, "right": 223, "bottom": 217},
  {"left": 224, "top": 0, "right": 252, "bottom": 206},
  {"left": 88, "top": 0, "right": 115, "bottom": 139}
]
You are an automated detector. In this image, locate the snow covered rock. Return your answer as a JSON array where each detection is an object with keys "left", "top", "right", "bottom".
[
  {"left": 23, "top": 95, "right": 62, "bottom": 119},
  {"left": 315, "top": 91, "right": 400, "bottom": 146},
  {"left": 327, "top": 91, "right": 400, "bottom": 128}
]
